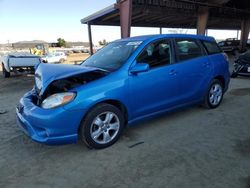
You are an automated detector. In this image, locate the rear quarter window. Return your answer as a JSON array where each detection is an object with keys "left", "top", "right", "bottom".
[{"left": 202, "top": 40, "right": 222, "bottom": 55}]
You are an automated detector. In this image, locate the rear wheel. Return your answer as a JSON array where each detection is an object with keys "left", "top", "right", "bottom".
[
  {"left": 2, "top": 63, "right": 10, "bottom": 78},
  {"left": 79, "top": 103, "right": 125, "bottom": 149},
  {"left": 204, "top": 79, "right": 224, "bottom": 109}
]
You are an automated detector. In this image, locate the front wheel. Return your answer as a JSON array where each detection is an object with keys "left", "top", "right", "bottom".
[
  {"left": 79, "top": 103, "right": 125, "bottom": 149},
  {"left": 204, "top": 79, "right": 224, "bottom": 109}
]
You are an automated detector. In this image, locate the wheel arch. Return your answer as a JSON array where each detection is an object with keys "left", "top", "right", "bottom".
[
  {"left": 99, "top": 99, "right": 128, "bottom": 124},
  {"left": 78, "top": 99, "right": 129, "bottom": 134},
  {"left": 214, "top": 75, "right": 225, "bottom": 89}
]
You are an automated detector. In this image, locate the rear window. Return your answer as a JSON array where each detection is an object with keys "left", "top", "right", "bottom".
[
  {"left": 202, "top": 41, "right": 221, "bottom": 55},
  {"left": 175, "top": 39, "right": 203, "bottom": 61}
]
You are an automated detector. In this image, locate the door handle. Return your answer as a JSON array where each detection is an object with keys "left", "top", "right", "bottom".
[
  {"left": 169, "top": 69, "right": 177, "bottom": 76},
  {"left": 203, "top": 62, "right": 210, "bottom": 67}
]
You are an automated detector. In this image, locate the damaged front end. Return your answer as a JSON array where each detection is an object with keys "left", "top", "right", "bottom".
[
  {"left": 16, "top": 63, "right": 109, "bottom": 144},
  {"left": 33, "top": 63, "right": 108, "bottom": 108}
]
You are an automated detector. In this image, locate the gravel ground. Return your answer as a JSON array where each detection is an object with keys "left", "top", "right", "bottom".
[{"left": 0, "top": 61, "right": 250, "bottom": 188}]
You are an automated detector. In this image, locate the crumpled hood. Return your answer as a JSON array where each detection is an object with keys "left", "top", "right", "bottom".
[{"left": 35, "top": 63, "right": 101, "bottom": 96}]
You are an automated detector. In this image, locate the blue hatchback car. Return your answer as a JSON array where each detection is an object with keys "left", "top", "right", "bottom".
[{"left": 16, "top": 34, "right": 230, "bottom": 149}]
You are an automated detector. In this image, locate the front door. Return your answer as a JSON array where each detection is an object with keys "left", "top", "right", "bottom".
[{"left": 128, "top": 39, "right": 181, "bottom": 119}]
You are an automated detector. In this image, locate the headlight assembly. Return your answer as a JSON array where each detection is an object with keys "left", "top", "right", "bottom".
[{"left": 41, "top": 92, "right": 76, "bottom": 109}]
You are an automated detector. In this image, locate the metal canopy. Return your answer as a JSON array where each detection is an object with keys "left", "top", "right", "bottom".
[
  {"left": 81, "top": 5, "right": 118, "bottom": 24},
  {"left": 81, "top": 0, "right": 250, "bottom": 53},
  {"left": 81, "top": 0, "right": 250, "bottom": 30}
]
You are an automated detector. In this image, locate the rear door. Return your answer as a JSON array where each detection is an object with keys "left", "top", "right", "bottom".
[
  {"left": 173, "top": 38, "right": 213, "bottom": 103},
  {"left": 202, "top": 40, "right": 230, "bottom": 84}
]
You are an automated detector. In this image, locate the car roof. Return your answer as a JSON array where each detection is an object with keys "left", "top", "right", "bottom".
[{"left": 115, "top": 34, "right": 215, "bottom": 43}]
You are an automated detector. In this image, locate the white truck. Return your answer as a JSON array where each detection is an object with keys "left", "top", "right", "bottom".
[{"left": 1, "top": 53, "right": 42, "bottom": 78}]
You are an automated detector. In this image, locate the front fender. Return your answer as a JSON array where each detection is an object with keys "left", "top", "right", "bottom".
[{"left": 63, "top": 72, "right": 130, "bottom": 117}]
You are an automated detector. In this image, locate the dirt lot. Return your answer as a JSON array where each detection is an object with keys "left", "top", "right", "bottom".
[
  {"left": 0, "top": 61, "right": 250, "bottom": 187},
  {"left": 65, "top": 53, "right": 89, "bottom": 64}
]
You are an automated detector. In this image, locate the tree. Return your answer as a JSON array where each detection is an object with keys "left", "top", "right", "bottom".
[
  {"left": 98, "top": 39, "right": 108, "bottom": 46},
  {"left": 57, "top": 38, "right": 66, "bottom": 47}
]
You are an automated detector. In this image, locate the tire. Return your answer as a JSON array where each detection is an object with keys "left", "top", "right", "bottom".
[
  {"left": 2, "top": 63, "right": 10, "bottom": 78},
  {"left": 79, "top": 103, "right": 125, "bottom": 149},
  {"left": 204, "top": 79, "right": 224, "bottom": 109}
]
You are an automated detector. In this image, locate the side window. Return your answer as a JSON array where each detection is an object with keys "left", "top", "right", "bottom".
[
  {"left": 202, "top": 41, "right": 222, "bottom": 55},
  {"left": 175, "top": 39, "right": 203, "bottom": 61},
  {"left": 137, "top": 40, "right": 171, "bottom": 68}
]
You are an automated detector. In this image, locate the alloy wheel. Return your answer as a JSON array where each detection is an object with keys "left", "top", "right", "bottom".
[
  {"left": 90, "top": 111, "right": 120, "bottom": 144},
  {"left": 209, "top": 83, "right": 223, "bottom": 106}
]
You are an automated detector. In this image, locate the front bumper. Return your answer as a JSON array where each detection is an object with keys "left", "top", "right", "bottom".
[{"left": 16, "top": 90, "right": 85, "bottom": 145}]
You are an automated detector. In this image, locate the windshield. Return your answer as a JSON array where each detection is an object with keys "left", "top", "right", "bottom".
[{"left": 82, "top": 41, "right": 142, "bottom": 71}]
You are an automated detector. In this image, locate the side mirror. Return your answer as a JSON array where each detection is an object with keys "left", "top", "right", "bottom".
[{"left": 130, "top": 63, "right": 149, "bottom": 74}]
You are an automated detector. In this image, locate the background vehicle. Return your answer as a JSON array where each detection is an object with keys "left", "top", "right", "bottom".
[
  {"left": 1, "top": 53, "right": 42, "bottom": 78},
  {"left": 17, "top": 34, "right": 230, "bottom": 149},
  {"left": 231, "top": 51, "right": 250, "bottom": 78},
  {"left": 41, "top": 52, "right": 67, "bottom": 63},
  {"left": 30, "top": 44, "right": 49, "bottom": 56},
  {"left": 218, "top": 38, "right": 250, "bottom": 54}
]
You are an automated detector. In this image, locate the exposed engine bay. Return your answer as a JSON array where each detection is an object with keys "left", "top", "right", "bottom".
[{"left": 35, "top": 70, "right": 108, "bottom": 105}]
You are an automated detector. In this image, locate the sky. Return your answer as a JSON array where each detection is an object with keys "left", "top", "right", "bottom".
[{"left": 0, "top": 0, "right": 242, "bottom": 45}]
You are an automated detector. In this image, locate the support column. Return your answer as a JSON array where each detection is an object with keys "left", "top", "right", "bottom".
[
  {"left": 160, "top": 27, "right": 162, "bottom": 34},
  {"left": 196, "top": 6, "right": 209, "bottom": 35},
  {"left": 87, "top": 22, "right": 93, "bottom": 55},
  {"left": 205, "top": 29, "right": 208, "bottom": 36},
  {"left": 236, "top": 30, "right": 239, "bottom": 40},
  {"left": 117, "top": 0, "right": 132, "bottom": 38},
  {"left": 240, "top": 19, "right": 250, "bottom": 51}
]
